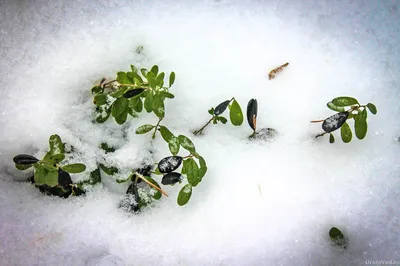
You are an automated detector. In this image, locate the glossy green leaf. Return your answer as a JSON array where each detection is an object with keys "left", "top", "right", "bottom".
[
  {"left": 159, "top": 126, "right": 174, "bottom": 142},
  {"left": 329, "top": 133, "right": 335, "bottom": 143},
  {"left": 168, "top": 136, "right": 180, "bottom": 156},
  {"left": 178, "top": 135, "right": 196, "bottom": 153},
  {"left": 177, "top": 184, "right": 192, "bottom": 206},
  {"left": 110, "top": 88, "right": 126, "bottom": 98},
  {"left": 117, "top": 72, "right": 133, "bottom": 84},
  {"left": 127, "top": 106, "right": 138, "bottom": 118},
  {"left": 48, "top": 154, "right": 65, "bottom": 164},
  {"left": 15, "top": 163, "right": 33, "bottom": 171},
  {"left": 198, "top": 156, "right": 207, "bottom": 179},
  {"left": 340, "top": 122, "right": 352, "bottom": 143},
  {"left": 93, "top": 94, "right": 107, "bottom": 106},
  {"left": 185, "top": 158, "right": 200, "bottom": 187},
  {"left": 355, "top": 109, "right": 368, "bottom": 140},
  {"left": 332, "top": 96, "right": 359, "bottom": 107},
  {"left": 99, "top": 164, "right": 119, "bottom": 176},
  {"left": 61, "top": 163, "right": 86, "bottom": 173},
  {"left": 218, "top": 116, "right": 228, "bottom": 124},
  {"left": 100, "top": 143, "right": 115, "bottom": 153},
  {"left": 135, "top": 124, "right": 155, "bottom": 134},
  {"left": 140, "top": 68, "right": 148, "bottom": 77},
  {"left": 111, "top": 97, "right": 128, "bottom": 117},
  {"left": 34, "top": 165, "right": 58, "bottom": 187},
  {"left": 169, "top": 72, "right": 175, "bottom": 87},
  {"left": 146, "top": 72, "right": 157, "bottom": 89},
  {"left": 144, "top": 91, "right": 154, "bottom": 112},
  {"left": 132, "top": 71, "right": 143, "bottom": 84},
  {"left": 229, "top": 99, "right": 244, "bottom": 126},
  {"left": 49, "top": 134, "right": 65, "bottom": 154},
  {"left": 130, "top": 97, "right": 143, "bottom": 113},
  {"left": 91, "top": 86, "right": 102, "bottom": 94},
  {"left": 153, "top": 100, "right": 165, "bottom": 119},
  {"left": 150, "top": 65, "right": 159, "bottom": 76},
  {"left": 159, "top": 91, "right": 174, "bottom": 99},
  {"left": 130, "top": 65, "right": 138, "bottom": 73},
  {"left": 367, "top": 103, "right": 377, "bottom": 115},
  {"left": 115, "top": 108, "right": 128, "bottom": 125},
  {"left": 327, "top": 102, "right": 345, "bottom": 112}
]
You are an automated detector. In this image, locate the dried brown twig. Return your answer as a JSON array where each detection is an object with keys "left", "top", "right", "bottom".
[{"left": 268, "top": 62, "right": 289, "bottom": 80}]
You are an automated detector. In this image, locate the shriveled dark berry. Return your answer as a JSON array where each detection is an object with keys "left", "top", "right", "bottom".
[
  {"left": 247, "top": 99, "right": 258, "bottom": 131},
  {"left": 58, "top": 168, "right": 72, "bottom": 189},
  {"left": 161, "top": 172, "right": 182, "bottom": 185},
  {"left": 13, "top": 154, "right": 39, "bottom": 165},
  {"left": 322, "top": 112, "right": 349, "bottom": 133},
  {"left": 214, "top": 100, "right": 230, "bottom": 116},
  {"left": 158, "top": 156, "right": 183, "bottom": 173},
  {"left": 123, "top": 88, "right": 145, "bottom": 98}
]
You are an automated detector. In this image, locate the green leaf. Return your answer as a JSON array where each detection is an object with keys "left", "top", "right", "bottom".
[
  {"left": 130, "top": 65, "right": 138, "bottom": 73},
  {"left": 159, "top": 91, "right": 175, "bottom": 99},
  {"left": 218, "top": 116, "right": 228, "bottom": 124},
  {"left": 132, "top": 71, "right": 144, "bottom": 84},
  {"left": 15, "top": 163, "right": 33, "bottom": 171},
  {"left": 136, "top": 124, "right": 155, "bottom": 134},
  {"left": 146, "top": 72, "right": 157, "bottom": 89},
  {"left": 111, "top": 97, "right": 128, "bottom": 117},
  {"left": 117, "top": 72, "right": 133, "bottom": 84},
  {"left": 115, "top": 108, "right": 128, "bottom": 125},
  {"left": 156, "top": 72, "right": 165, "bottom": 87},
  {"left": 198, "top": 156, "right": 207, "bottom": 179},
  {"left": 178, "top": 135, "right": 196, "bottom": 153},
  {"left": 169, "top": 72, "right": 175, "bottom": 87},
  {"left": 144, "top": 176, "right": 162, "bottom": 200},
  {"left": 329, "top": 133, "right": 335, "bottom": 143},
  {"left": 153, "top": 100, "right": 165, "bottom": 119},
  {"left": 340, "top": 122, "right": 352, "bottom": 143},
  {"left": 229, "top": 99, "right": 244, "bottom": 126},
  {"left": 100, "top": 143, "right": 115, "bottom": 153},
  {"left": 181, "top": 159, "right": 188, "bottom": 175},
  {"left": 116, "top": 175, "right": 131, "bottom": 183},
  {"left": 186, "top": 158, "right": 200, "bottom": 187},
  {"left": 168, "top": 136, "right": 180, "bottom": 156},
  {"left": 367, "top": 103, "right": 377, "bottom": 115},
  {"left": 355, "top": 109, "right": 368, "bottom": 140},
  {"left": 329, "top": 227, "right": 347, "bottom": 248},
  {"left": 48, "top": 153, "right": 65, "bottom": 164},
  {"left": 127, "top": 106, "right": 138, "bottom": 118},
  {"left": 153, "top": 167, "right": 163, "bottom": 175},
  {"left": 144, "top": 91, "right": 154, "bottom": 112},
  {"left": 177, "top": 184, "right": 192, "bottom": 206},
  {"left": 61, "top": 163, "right": 86, "bottom": 173},
  {"left": 91, "top": 86, "right": 102, "bottom": 94},
  {"left": 327, "top": 102, "right": 345, "bottom": 112},
  {"left": 332, "top": 96, "right": 359, "bottom": 107},
  {"left": 140, "top": 68, "right": 148, "bottom": 77},
  {"left": 130, "top": 97, "right": 143, "bottom": 113},
  {"left": 99, "top": 164, "right": 119, "bottom": 176},
  {"left": 93, "top": 94, "right": 107, "bottom": 106},
  {"left": 34, "top": 165, "right": 58, "bottom": 187},
  {"left": 49, "top": 134, "right": 65, "bottom": 154},
  {"left": 159, "top": 126, "right": 174, "bottom": 142},
  {"left": 208, "top": 108, "right": 214, "bottom": 115},
  {"left": 150, "top": 65, "right": 159, "bottom": 76}
]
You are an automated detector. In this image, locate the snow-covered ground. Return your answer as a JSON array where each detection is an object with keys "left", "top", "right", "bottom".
[{"left": 1, "top": 1, "right": 399, "bottom": 265}]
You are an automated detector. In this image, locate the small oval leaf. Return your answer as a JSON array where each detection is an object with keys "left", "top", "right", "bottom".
[
  {"left": 177, "top": 184, "right": 192, "bottom": 206},
  {"left": 322, "top": 112, "right": 349, "bottom": 133},
  {"left": 178, "top": 135, "right": 196, "bottom": 153},
  {"left": 340, "top": 121, "right": 352, "bottom": 143},
  {"left": 366, "top": 103, "right": 377, "bottom": 115},
  {"left": 214, "top": 100, "right": 230, "bottom": 116},
  {"left": 327, "top": 102, "right": 345, "bottom": 112},
  {"left": 169, "top": 72, "right": 175, "bottom": 87},
  {"left": 354, "top": 109, "right": 368, "bottom": 140},
  {"left": 247, "top": 99, "right": 258, "bottom": 131},
  {"left": 135, "top": 124, "right": 155, "bottom": 134},
  {"left": 158, "top": 156, "right": 183, "bottom": 173},
  {"left": 332, "top": 96, "right": 359, "bottom": 107},
  {"left": 13, "top": 154, "right": 39, "bottom": 165},
  {"left": 161, "top": 172, "right": 182, "bottom": 185},
  {"left": 111, "top": 97, "right": 128, "bottom": 117},
  {"left": 329, "top": 133, "right": 335, "bottom": 143},
  {"left": 144, "top": 91, "right": 154, "bottom": 112},
  {"left": 61, "top": 163, "right": 87, "bottom": 174},
  {"left": 159, "top": 126, "right": 174, "bottom": 142},
  {"left": 168, "top": 137, "right": 180, "bottom": 156},
  {"left": 229, "top": 99, "right": 244, "bottom": 126}
]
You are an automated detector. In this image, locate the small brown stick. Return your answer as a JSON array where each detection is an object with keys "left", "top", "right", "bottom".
[
  {"left": 136, "top": 173, "right": 169, "bottom": 197},
  {"left": 310, "top": 120, "right": 324, "bottom": 123},
  {"left": 268, "top": 62, "right": 289, "bottom": 80}
]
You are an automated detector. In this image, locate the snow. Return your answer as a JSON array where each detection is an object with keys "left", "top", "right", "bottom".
[{"left": 1, "top": 0, "right": 400, "bottom": 265}]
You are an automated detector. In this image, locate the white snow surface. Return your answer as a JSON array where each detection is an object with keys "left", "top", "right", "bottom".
[{"left": 1, "top": 0, "right": 400, "bottom": 265}]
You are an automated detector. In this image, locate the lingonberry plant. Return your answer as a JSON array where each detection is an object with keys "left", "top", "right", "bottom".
[
  {"left": 92, "top": 64, "right": 175, "bottom": 125},
  {"left": 13, "top": 134, "right": 86, "bottom": 197},
  {"left": 311, "top": 96, "right": 377, "bottom": 143},
  {"left": 193, "top": 98, "right": 244, "bottom": 135}
]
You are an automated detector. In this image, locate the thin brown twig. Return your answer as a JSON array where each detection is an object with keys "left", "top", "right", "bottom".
[{"left": 135, "top": 173, "right": 169, "bottom": 197}]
